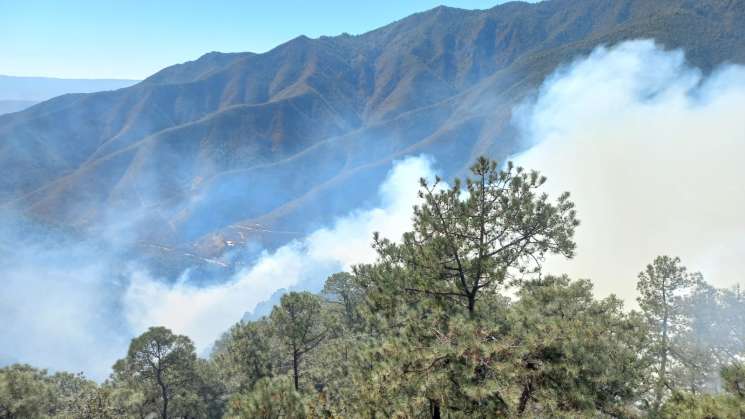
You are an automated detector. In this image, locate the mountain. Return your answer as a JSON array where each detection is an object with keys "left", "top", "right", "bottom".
[{"left": 1, "top": 0, "right": 744, "bottom": 274}]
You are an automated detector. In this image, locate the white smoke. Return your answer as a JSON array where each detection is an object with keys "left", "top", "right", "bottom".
[
  {"left": 0, "top": 229, "right": 128, "bottom": 380},
  {"left": 122, "top": 156, "right": 436, "bottom": 351},
  {"left": 0, "top": 156, "right": 434, "bottom": 377},
  {"left": 514, "top": 40, "right": 745, "bottom": 301}
]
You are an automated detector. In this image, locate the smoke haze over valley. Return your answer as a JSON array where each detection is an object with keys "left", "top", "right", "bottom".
[{"left": 2, "top": 0, "right": 745, "bottom": 397}]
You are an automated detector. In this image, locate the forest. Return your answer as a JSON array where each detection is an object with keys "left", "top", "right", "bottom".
[{"left": 2, "top": 158, "right": 744, "bottom": 418}]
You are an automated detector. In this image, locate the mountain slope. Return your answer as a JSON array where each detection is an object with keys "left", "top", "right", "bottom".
[{"left": 1, "top": 0, "right": 744, "bottom": 272}]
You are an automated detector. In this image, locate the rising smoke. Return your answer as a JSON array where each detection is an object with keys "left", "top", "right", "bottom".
[
  {"left": 0, "top": 216, "right": 130, "bottom": 379},
  {"left": 0, "top": 156, "right": 437, "bottom": 378},
  {"left": 122, "top": 155, "right": 436, "bottom": 352},
  {"left": 514, "top": 40, "right": 745, "bottom": 300}
]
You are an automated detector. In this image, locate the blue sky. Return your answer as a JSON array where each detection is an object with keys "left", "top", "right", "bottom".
[{"left": 0, "top": 0, "right": 522, "bottom": 79}]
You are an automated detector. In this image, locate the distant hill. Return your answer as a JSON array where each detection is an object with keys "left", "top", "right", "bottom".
[
  {"left": 0, "top": 75, "right": 138, "bottom": 115},
  {"left": 0, "top": 75, "right": 139, "bottom": 101},
  {"left": 1, "top": 0, "right": 744, "bottom": 274},
  {"left": 0, "top": 100, "right": 38, "bottom": 116}
]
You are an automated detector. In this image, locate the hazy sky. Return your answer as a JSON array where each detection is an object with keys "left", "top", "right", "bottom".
[{"left": 0, "top": 0, "right": 522, "bottom": 80}]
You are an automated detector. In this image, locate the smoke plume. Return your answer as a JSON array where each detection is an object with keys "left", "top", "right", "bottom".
[
  {"left": 514, "top": 40, "right": 745, "bottom": 300},
  {"left": 122, "top": 156, "right": 435, "bottom": 352},
  {"left": 0, "top": 218, "right": 129, "bottom": 379}
]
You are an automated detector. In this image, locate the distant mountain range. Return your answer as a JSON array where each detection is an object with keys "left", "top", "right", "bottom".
[
  {"left": 0, "top": 100, "right": 38, "bottom": 116},
  {"left": 0, "top": 75, "right": 138, "bottom": 115},
  {"left": 1, "top": 0, "right": 744, "bottom": 274}
]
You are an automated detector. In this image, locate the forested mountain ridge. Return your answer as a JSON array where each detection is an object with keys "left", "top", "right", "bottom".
[{"left": 1, "top": 0, "right": 745, "bottom": 272}]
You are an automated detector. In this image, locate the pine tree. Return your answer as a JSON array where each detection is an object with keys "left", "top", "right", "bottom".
[
  {"left": 637, "top": 256, "right": 695, "bottom": 414},
  {"left": 373, "top": 157, "right": 578, "bottom": 315},
  {"left": 270, "top": 292, "right": 327, "bottom": 392},
  {"left": 112, "top": 327, "right": 200, "bottom": 419},
  {"left": 344, "top": 157, "right": 580, "bottom": 417},
  {"left": 212, "top": 319, "right": 274, "bottom": 393}
]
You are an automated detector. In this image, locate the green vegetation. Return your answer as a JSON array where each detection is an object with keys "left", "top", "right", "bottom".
[{"left": 2, "top": 157, "right": 745, "bottom": 418}]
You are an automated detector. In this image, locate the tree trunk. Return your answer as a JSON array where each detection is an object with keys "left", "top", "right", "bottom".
[
  {"left": 161, "top": 389, "right": 168, "bottom": 419},
  {"left": 517, "top": 380, "right": 533, "bottom": 416},
  {"left": 430, "top": 399, "right": 441, "bottom": 419},
  {"left": 653, "top": 294, "right": 670, "bottom": 415},
  {"left": 293, "top": 350, "right": 300, "bottom": 391},
  {"left": 157, "top": 368, "right": 168, "bottom": 419}
]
